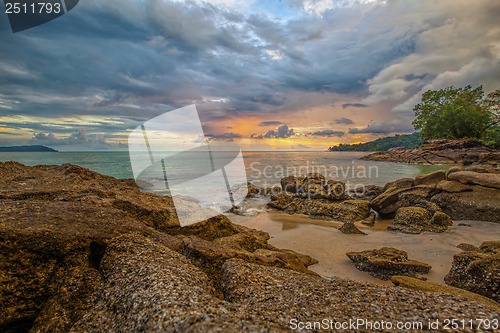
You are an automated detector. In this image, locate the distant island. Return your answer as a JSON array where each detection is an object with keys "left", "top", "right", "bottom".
[
  {"left": 0, "top": 145, "right": 58, "bottom": 152},
  {"left": 328, "top": 132, "right": 422, "bottom": 152}
]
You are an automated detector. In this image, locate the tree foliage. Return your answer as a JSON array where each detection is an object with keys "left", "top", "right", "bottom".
[
  {"left": 328, "top": 132, "right": 422, "bottom": 151},
  {"left": 412, "top": 85, "right": 498, "bottom": 141}
]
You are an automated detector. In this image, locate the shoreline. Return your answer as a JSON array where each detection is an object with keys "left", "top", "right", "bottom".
[{"left": 229, "top": 209, "right": 500, "bottom": 286}]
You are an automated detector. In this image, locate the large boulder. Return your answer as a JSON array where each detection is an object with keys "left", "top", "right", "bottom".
[
  {"left": 268, "top": 195, "right": 371, "bottom": 222},
  {"left": 447, "top": 171, "right": 500, "bottom": 190},
  {"left": 388, "top": 207, "right": 452, "bottom": 234},
  {"left": 70, "top": 234, "right": 276, "bottom": 332},
  {"left": 346, "top": 247, "right": 431, "bottom": 280},
  {"left": 414, "top": 170, "right": 446, "bottom": 186},
  {"left": 222, "top": 259, "right": 498, "bottom": 329},
  {"left": 391, "top": 276, "right": 500, "bottom": 312},
  {"left": 349, "top": 184, "right": 384, "bottom": 201},
  {"left": 431, "top": 185, "right": 500, "bottom": 222},
  {"left": 445, "top": 241, "right": 500, "bottom": 303},
  {"left": 370, "top": 185, "right": 440, "bottom": 217},
  {"left": 280, "top": 173, "right": 350, "bottom": 201},
  {"left": 0, "top": 162, "right": 318, "bottom": 332}
]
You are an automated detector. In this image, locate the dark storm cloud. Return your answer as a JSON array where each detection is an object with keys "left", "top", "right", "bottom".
[
  {"left": 348, "top": 120, "right": 414, "bottom": 134},
  {"left": 334, "top": 118, "right": 354, "bottom": 125},
  {"left": 311, "top": 129, "right": 344, "bottom": 137},
  {"left": 342, "top": 103, "right": 368, "bottom": 109},
  {"left": 30, "top": 130, "right": 110, "bottom": 146},
  {"left": 252, "top": 124, "right": 295, "bottom": 139},
  {"left": 205, "top": 132, "right": 242, "bottom": 141},
  {"left": 259, "top": 121, "right": 284, "bottom": 127},
  {"left": 1, "top": 0, "right": 499, "bottom": 145},
  {"left": 0, "top": 0, "right": 420, "bottom": 121}
]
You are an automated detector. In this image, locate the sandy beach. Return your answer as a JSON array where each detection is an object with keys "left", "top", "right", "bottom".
[{"left": 229, "top": 209, "right": 500, "bottom": 285}]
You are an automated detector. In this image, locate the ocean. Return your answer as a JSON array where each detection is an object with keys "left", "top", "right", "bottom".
[{"left": 0, "top": 150, "right": 449, "bottom": 187}]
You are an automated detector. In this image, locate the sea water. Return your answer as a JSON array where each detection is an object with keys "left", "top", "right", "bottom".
[{"left": 0, "top": 150, "right": 449, "bottom": 187}]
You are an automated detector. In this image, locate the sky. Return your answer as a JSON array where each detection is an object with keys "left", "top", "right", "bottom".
[{"left": 0, "top": 0, "right": 499, "bottom": 151}]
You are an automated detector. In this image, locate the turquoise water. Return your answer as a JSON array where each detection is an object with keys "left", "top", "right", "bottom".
[{"left": 0, "top": 151, "right": 450, "bottom": 187}]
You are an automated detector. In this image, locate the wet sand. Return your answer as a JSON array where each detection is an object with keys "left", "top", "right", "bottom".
[{"left": 229, "top": 210, "right": 500, "bottom": 285}]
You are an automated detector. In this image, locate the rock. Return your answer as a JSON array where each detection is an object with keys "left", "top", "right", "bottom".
[
  {"left": 458, "top": 223, "right": 472, "bottom": 227},
  {"left": 446, "top": 166, "right": 463, "bottom": 177},
  {"left": 431, "top": 185, "right": 500, "bottom": 223},
  {"left": 398, "top": 192, "right": 442, "bottom": 215},
  {"left": 383, "top": 178, "right": 415, "bottom": 191},
  {"left": 445, "top": 241, "right": 500, "bottom": 303},
  {"left": 0, "top": 162, "right": 180, "bottom": 230},
  {"left": 391, "top": 276, "right": 500, "bottom": 312},
  {"left": 447, "top": 171, "right": 500, "bottom": 190},
  {"left": 436, "top": 180, "right": 473, "bottom": 193},
  {"left": 388, "top": 207, "right": 452, "bottom": 234},
  {"left": 361, "top": 211, "right": 376, "bottom": 226},
  {"left": 346, "top": 247, "right": 432, "bottom": 280},
  {"left": 268, "top": 195, "right": 371, "bottom": 222},
  {"left": 349, "top": 184, "right": 384, "bottom": 201},
  {"left": 465, "top": 166, "right": 490, "bottom": 173},
  {"left": 338, "top": 221, "right": 366, "bottom": 235},
  {"left": 280, "top": 174, "right": 350, "bottom": 201},
  {"left": 70, "top": 234, "right": 275, "bottom": 333},
  {"left": 430, "top": 211, "right": 453, "bottom": 228},
  {"left": 0, "top": 199, "right": 183, "bottom": 333},
  {"left": 414, "top": 170, "right": 446, "bottom": 186},
  {"left": 183, "top": 234, "right": 318, "bottom": 288},
  {"left": 222, "top": 259, "right": 498, "bottom": 328},
  {"left": 370, "top": 185, "right": 439, "bottom": 217},
  {"left": 388, "top": 207, "right": 431, "bottom": 234},
  {"left": 1, "top": 162, "right": 499, "bottom": 332},
  {"left": 457, "top": 243, "right": 479, "bottom": 252}
]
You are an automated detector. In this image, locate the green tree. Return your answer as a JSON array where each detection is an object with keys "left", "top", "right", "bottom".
[
  {"left": 412, "top": 85, "right": 493, "bottom": 140},
  {"left": 480, "top": 89, "right": 500, "bottom": 148}
]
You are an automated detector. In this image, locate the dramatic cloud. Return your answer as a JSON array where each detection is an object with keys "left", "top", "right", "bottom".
[
  {"left": 362, "top": 1, "right": 500, "bottom": 113},
  {"left": 311, "top": 129, "right": 344, "bottom": 137},
  {"left": 0, "top": 0, "right": 498, "bottom": 148},
  {"left": 259, "top": 121, "right": 284, "bottom": 127},
  {"left": 348, "top": 119, "right": 414, "bottom": 134},
  {"left": 205, "top": 132, "right": 242, "bottom": 141},
  {"left": 341, "top": 103, "right": 368, "bottom": 109},
  {"left": 334, "top": 118, "right": 355, "bottom": 125},
  {"left": 252, "top": 124, "right": 295, "bottom": 139},
  {"left": 30, "top": 130, "right": 113, "bottom": 148}
]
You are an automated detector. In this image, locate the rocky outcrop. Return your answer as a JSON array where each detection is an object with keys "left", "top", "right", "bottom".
[
  {"left": 391, "top": 276, "right": 500, "bottom": 312},
  {"left": 222, "top": 259, "right": 499, "bottom": 331},
  {"left": 363, "top": 139, "right": 500, "bottom": 167},
  {"left": 349, "top": 184, "right": 384, "bottom": 201},
  {"left": 280, "top": 173, "right": 350, "bottom": 201},
  {"left": 388, "top": 207, "right": 452, "bottom": 234},
  {"left": 268, "top": 173, "right": 371, "bottom": 222},
  {"left": 370, "top": 167, "right": 500, "bottom": 225},
  {"left": 431, "top": 171, "right": 500, "bottom": 223},
  {"left": 0, "top": 162, "right": 316, "bottom": 333},
  {"left": 447, "top": 171, "right": 500, "bottom": 189},
  {"left": 445, "top": 241, "right": 500, "bottom": 303},
  {"left": 268, "top": 195, "right": 371, "bottom": 222},
  {"left": 370, "top": 185, "right": 440, "bottom": 217},
  {"left": 1, "top": 162, "right": 500, "bottom": 332},
  {"left": 346, "top": 247, "right": 432, "bottom": 280}
]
